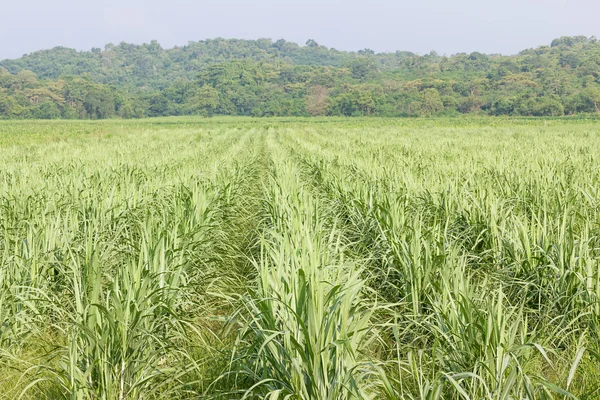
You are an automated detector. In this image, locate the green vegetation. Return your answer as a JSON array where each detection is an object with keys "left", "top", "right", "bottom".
[
  {"left": 1, "top": 36, "right": 600, "bottom": 118},
  {"left": 1, "top": 117, "right": 599, "bottom": 399}
]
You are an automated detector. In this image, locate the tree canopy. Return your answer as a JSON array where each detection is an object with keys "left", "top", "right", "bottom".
[{"left": 1, "top": 36, "right": 600, "bottom": 119}]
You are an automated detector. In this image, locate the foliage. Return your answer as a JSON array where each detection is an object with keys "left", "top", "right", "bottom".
[
  {"left": 1, "top": 117, "right": 600, "bottom": 398},
  {"left": 1, "top": 36, "right": 600, "bottom": 118}
]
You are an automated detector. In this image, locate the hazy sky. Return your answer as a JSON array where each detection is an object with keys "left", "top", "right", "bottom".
[{"left": 1, "top": 0, "right": 598, "bottom": 60}]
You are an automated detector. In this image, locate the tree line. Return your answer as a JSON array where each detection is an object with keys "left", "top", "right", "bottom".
[{"left": 1, "top": 35, "right": 600, "bottom": 119}]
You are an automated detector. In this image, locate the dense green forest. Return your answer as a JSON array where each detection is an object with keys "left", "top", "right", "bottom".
[{"left": 1, "top": 36, "right": 600, "bottom": 118}]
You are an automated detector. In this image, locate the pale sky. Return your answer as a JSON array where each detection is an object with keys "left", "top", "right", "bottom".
[{"left": 1, "top": 0, "right": 598, "bottom": 60}]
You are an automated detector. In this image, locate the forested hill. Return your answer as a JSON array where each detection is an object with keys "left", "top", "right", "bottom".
[
  {"left": 0, "top": 39, "right": 354, "bottom": 88},
  {"left": 1, "top": 36, "right": 600, "bottom": 119}
]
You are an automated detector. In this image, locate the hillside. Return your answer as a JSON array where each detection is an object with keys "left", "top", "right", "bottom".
[{"left": 1, "top": 36, "right": 600, "bottom": 118}]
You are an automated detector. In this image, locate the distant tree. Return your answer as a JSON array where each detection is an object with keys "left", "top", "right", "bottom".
[
  {"left": 0, "top": 91, "right": 15, "bottom": 118},
  {"left": 191, "top": 85, "right": 219, "bottom": 117},
  {"left": 330, "top": 85, "right": 379, "bottom": 116},
  {"left": 306, "top": 39, "right": 319, "bottom": 48},
  {"left": 421, "top": 88, "right": 443, "bottom": 114},
  {"left": 535, "top": 98, "right": 564, "bottom": 116},
  {"left": 491, "top": 96, "right": 517, "bottom": 115},
  {"left": 306, "top": 85, "right": 329, "bottom": 116},
  {"left": 31, "top": 101, "right": 61, "bottom": 119},
  {"left": 84, "top": 87, "right": 116, "bottom": 119},
  {"left": 578, "top": 87, "right": 600, "bottom": 112},
  {"left": 559, "top": 52, "right": 580, "bottom": 68},
  {"left": 147, "top": 94, "right": 170, "bottom": 117},
  {"left": 457, "top": 95, "right": 485, "bottom": 114},
  {"left": 17, "top": 70, "right": 38, "bottom": 89},
  {"left": 347, "top": 57, "right": 377, "bottom": 81},
  {"left": 273, "top": 39, "right": 287, "bottom": 50},
  {"left": 551, "top": 36, "right": 590, "bottom": 48},
  {"left": 358, "top": 48, "right": 375, "bottom": 56}
]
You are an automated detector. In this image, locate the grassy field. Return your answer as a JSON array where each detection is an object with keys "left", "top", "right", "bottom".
[{"left": 0, "top": 117, "right": 599, "bottom": 399}]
